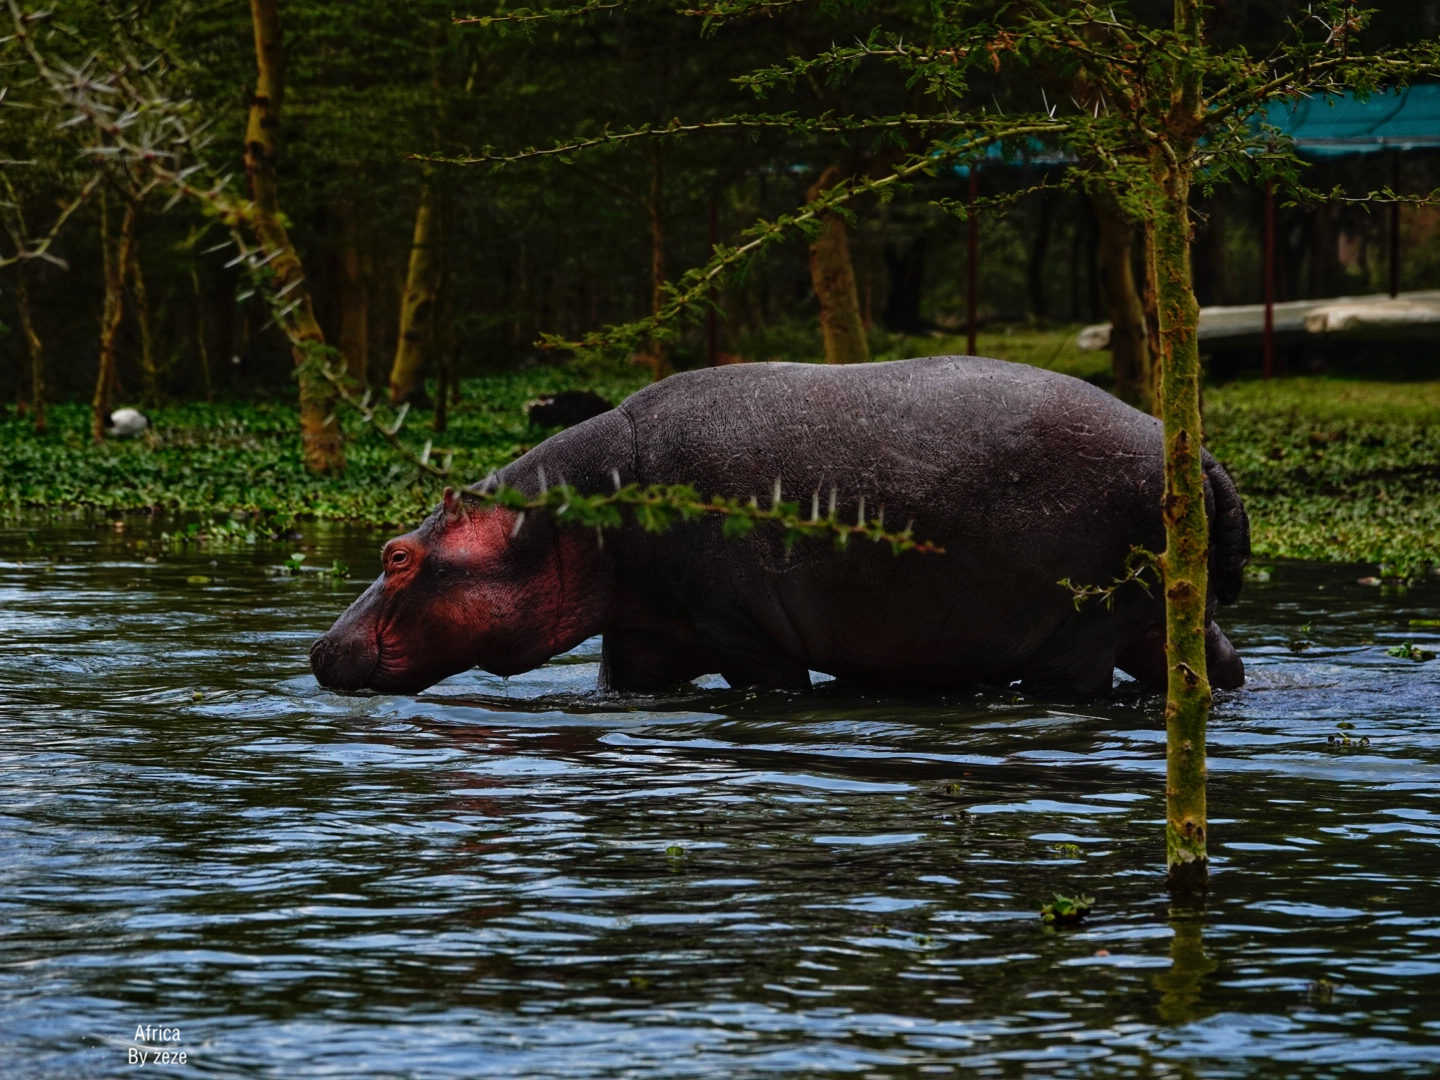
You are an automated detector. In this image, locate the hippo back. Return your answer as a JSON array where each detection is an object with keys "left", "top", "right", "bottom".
[{"left": 494, "top": 357, "right": 1238, "bottom": 689}]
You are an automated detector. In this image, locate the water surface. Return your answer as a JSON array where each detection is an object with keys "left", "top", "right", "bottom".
[{"left": 2, "top": 516, "right": 1438, "bottom": 1077}]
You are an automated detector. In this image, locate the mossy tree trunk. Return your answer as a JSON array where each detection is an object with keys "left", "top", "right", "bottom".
[
  {"left": 1092, "top": 192, "right": 1154, "bottom": 413},
  {"left": 1151, "top": 163, "right": 1211, "bottom": 889},
  {"left": 244, "top": 0, "right": 344, "bottom": 473},
  {"left": 1150, "top": 0, "right": 1211, "bottom": 890},
  {"left": 806, "top": 163, "right": 870, "bottom": 365},
  {"left": 95, "top": 191, "right": 137, "bottom": 443},
  {"left": 389, "top": 180, "right": 442, "bottom": 405}
]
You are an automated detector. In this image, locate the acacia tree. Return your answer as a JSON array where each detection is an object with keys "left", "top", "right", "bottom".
[
  {"left": 451, "top": 0, "right": 1438, "bottom": 888},
  {"left": 243, "top": 0, "right": 344, "bottom": 472}
]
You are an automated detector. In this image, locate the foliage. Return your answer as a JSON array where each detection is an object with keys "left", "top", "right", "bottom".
[
  {"left": 1040, "top": 893, "right": 1094, "bottom": 926},
  {"left": 0, "top": 368, "right": 646, "bottom": 527},
  {"left": 1385, "top": 642, "right": 1436, "bottom": 661},
  {"left": 4, "top": 362, "right": 1437, "bottom": 575},
  {"left": 1205, "top": 378, "right": 1440, "bottom": 571}
]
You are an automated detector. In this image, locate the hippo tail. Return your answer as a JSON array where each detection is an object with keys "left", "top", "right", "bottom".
[{"left": 1203, "top": 452, "right": 1250, "bottom": 605}]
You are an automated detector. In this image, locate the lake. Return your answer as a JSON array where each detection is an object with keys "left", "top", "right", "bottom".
[{"left": 2, "top": 514, "right": 1438, "bottom": 1077}]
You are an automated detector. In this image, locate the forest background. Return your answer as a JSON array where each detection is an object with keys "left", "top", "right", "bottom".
[{"left": 1, "top": 0, "right": 1438, "bottom": 575}]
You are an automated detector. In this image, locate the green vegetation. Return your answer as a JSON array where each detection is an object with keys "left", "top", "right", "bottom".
[
  {"left": 4, "top": 345, "right": 1436, "bottom": 580},
  {"left": 1040, "top": 893, "right": 1094, "bottom": 926},
  {"left": 1206, "top": 378, "right": 1440, "bottom": 571},
  {"left": 0, "top": 367, "right": 648, "bottom": 528}
]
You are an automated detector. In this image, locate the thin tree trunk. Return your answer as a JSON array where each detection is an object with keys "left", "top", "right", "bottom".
[
  {"left": 127, "top": 215, "right": 159, "bottom": 407},
  {"left": 190, "top": 267, "right": 213, "bottom": 401},
  {"left": 1152, "top": 167, "right": 1211, "bottom": 891},
  {"left": 1141, "top": 217, "right": 1163, "bottom": 416},
  {"left": 338, "top": 206, "right": 369, "bottom": 387},
  {"left": 389, "top": 180, "right": 442, "bottom": 405},
  {"left": 1026, "top": 192, "right": 1052, "bottom": 321},
  {"left": 806, "top": 163, "right": 870, "bottom": 365},
  {"left": 95, "top": 193, "right": 137, "bottom": 443},
  {"left": 644, "top": 148, "right": 673, "bottom": 379},
  {"left": 245, "top": 0, "right": 344, "bottom": 472},
  {"left": 1092, "top": 192, "right": 1154, "bottom": 413},
  {"left": 15, "top": 264, "right": 45, "bottom": 434}
]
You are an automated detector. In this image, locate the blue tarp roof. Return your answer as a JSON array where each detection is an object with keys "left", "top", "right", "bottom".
[
  {"left": 1259, "top": 85, "right": 1440, "bottom": 157},
  {"left": 947, "top": 85, "right": 1440, "bottom": 175}
]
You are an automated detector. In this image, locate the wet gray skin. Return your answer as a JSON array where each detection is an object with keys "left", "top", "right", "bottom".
[{"left": 2, "top": 515, "right": 1439, "bottom": 1078}]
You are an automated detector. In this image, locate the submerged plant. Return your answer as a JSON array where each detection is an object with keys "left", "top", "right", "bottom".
[
  {"left": 1385, "top": 642, "right": 1436, "bottom": 662},
  {"left": 1040, "top": 894, "right": 1094, "bottom": 926}
]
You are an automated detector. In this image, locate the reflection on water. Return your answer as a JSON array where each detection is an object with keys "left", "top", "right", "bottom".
[{"left": 1, "top": 514, "right": 1438, "bottom": 1077}]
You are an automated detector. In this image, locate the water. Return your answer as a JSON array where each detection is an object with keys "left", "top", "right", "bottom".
[{"left": 2, "top": 516, "right": 1438, "bottom": 1078}]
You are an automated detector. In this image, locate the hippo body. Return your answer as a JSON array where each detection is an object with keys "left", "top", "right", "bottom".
[{"left": 311, "top": 356, "right": 1249, "bottom": 696}]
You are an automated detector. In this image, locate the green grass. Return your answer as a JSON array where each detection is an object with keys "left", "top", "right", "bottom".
[
  {"left": 1205, "top": 377, "right": 1440, "bottom": 571},
  {"left": 3, "top": 351, "right": 1435, "bottom": 572},
  {"left": 0, "top": 366, "right": 651, "bottom": 529}
]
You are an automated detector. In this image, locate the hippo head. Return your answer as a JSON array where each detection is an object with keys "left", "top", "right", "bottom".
[{"left": 310, "top": 487, "right": 608, "bottom": 694}]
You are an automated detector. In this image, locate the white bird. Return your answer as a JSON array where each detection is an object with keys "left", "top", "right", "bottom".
[{"left": 106, "top": 408, "right": 149, "bottom": 438}]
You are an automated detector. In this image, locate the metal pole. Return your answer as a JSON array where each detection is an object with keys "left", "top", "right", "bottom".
[
  {"left": 1263, "top": 178, "right": 1275, "bottom": 380},
  {"left": 1389, "top": 151, "right": 1401, "bottom": 299},
  {"left": 967, "top": 166, "right": 979, "bottom": 356}
]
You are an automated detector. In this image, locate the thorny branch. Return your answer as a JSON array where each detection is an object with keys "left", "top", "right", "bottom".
[{"left": 1059, "top": 547, "right": 1159, "bottom": 611}]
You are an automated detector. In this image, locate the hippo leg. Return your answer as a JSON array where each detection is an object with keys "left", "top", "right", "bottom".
[
  {"left": 717, "top": 650, "right": 812, "bottom": 692},
  {"left": 1115, "top": 620, "right": 1245, "bottom": 691},
  {"left": 599, "top": 629, "right": 708, "bottom": 693},
  {"left": 1020, "top": 645, "right": 1122, "bottom": 697},
  {"left": 1115, "top": 623, "right": 1167, "bottom": 692},
  {"left": 1207, "top": 622, "right": 1245, "bottom": 690}
]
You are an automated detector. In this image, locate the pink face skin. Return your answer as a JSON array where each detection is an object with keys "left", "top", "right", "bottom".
[{"left": 310, "top": 488, "right": 610, "bottom": 694}]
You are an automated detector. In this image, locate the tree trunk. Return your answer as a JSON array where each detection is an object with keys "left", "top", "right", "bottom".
[
  {"left": 1141, "top": 217, "right": 1163, "bottom": 416},
  {"left": 389, "top": 181, "right": 442, "bottom": 405},
  {"left": 190, "top": 267, "right": 214, "bottom": 401},
  {"left": 15, "top": 264, "right": 45, "bottom": 434},
  {"left": 245, "top": 0, "right": 344, "bottom": 473},
  {"left": 95, "top": 193, "right": 137, "bottom": 443},
  {"left": 1092, "top": 192, "right": 1154, "bottom": 413},
  {"left": 338, "top": 206, "right": 369, "bottom": 387},
  {"left": 127, "top": 217, "right": 159, "bottom": 407},
  {"left": 1150, "top": 161, "right": 1212, "bottom": 892},
  {"left": 644, "top": 148, "right": 673, "bottom": 380},
  {"left": 806, "top": 164, "right": 870, "bottom": 365},
  {"left": 1026, "top": 192, "right": 1052, "bottom": 321}
]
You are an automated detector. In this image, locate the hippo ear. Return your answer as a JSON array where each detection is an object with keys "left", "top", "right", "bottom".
[
  {"left": 442, "top": 487, "right": 465, "bottom": 526},
  {"left": 441, "top": 486, "right": 483, "bottom": 528}
]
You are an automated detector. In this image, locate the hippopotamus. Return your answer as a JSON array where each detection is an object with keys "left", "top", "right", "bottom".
[{"left": 311, "top": 356, "right": 1249, "bottom": 696}]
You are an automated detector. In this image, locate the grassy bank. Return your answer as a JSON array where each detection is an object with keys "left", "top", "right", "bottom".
[
  {"left": 2, "top": 342, "right": 1436, "bottom": 571},
  {"left": 1205, "top": 377, "right": 1440, "bottom": 571},
  {"left": 0, "top": 367, "right": 651, "bottom": 529}
]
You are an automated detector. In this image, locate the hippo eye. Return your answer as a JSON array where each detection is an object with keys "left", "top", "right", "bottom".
[{"left": 386, "top": 548, "right": 410, "bottom": 572}]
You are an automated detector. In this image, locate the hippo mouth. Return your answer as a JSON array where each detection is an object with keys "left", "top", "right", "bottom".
[{"left": 309, "top": 630, "right": 380, "bottom": 694}]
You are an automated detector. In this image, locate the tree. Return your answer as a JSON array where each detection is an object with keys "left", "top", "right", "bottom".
[
  {"left": 243, "top": 0, "right": 345, "bottom": 473},
  {"left": 455, "top": 0, "right": 1438, "bottom": 888}
]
